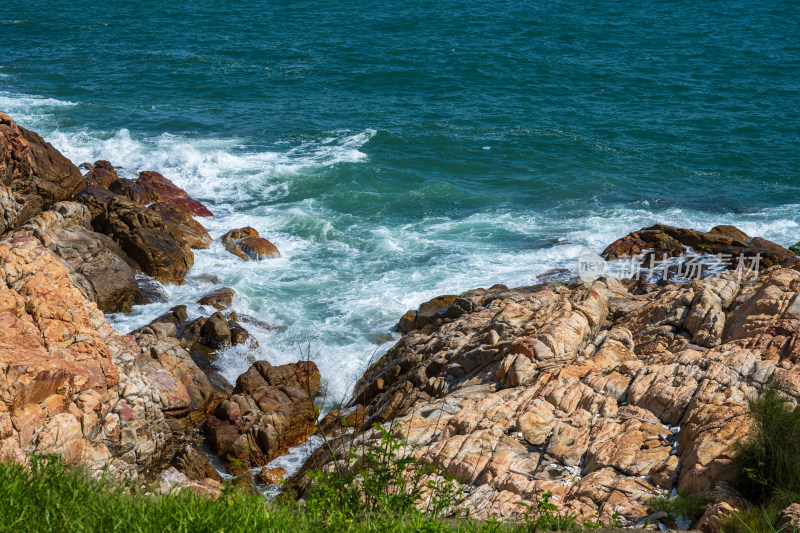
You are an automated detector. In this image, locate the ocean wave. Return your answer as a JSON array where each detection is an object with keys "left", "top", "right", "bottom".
[{"left": 0, "top": 91, "right": 76, "bottom": 125}]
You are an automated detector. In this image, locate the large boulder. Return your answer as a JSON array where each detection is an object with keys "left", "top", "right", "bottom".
[
  {"left": 119, "top": 228, "right": 193, "bottom": 285},
  {"left": 204, "top": 360, "right": 320, "bottom": 471},
  {"left": 75, "top": 185, "right": 195, "bottom": 284},
  {"left": 136, "top": 171, "right": 213, "bottom": 217},
  {"left": 148, "top": 202, "right": 211, "bottom": 249},
  {"left": 0, "top": 113, "right": 83, "bottom": 221},
  {"left": 108, "top": 178, "right": 149, "bottom": 205},
  {"left": 197, "top": 287, "right": 235, "bottom": 310},
  {"left": 221, "top": 227, "right": 279, "bottom": 261},
  {"left": 83, "top": 160, "right": 119, "bottom": 189},
  {"left": 172, "top": 444, "right": 223, "bottom": 483},
  {"left": 13, "top": 204, "right": 140, "bottom": 313}
]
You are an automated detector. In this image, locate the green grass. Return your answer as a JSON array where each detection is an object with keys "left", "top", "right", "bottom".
[
  {"left": 732, "top": 386, "right": 800, "bottom": 505},
  {"left": 0, "top": 423, "right": 629, "bottom": 532},
  {"left": 720, "top": 503, "right": 795, "bottom": 533},
  {"left": 0, "top": 455, "right": 615, "bottom": 533}
]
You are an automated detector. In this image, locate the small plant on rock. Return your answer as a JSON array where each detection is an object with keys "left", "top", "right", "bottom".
[{"left": 303, "top": 422, "right": 464, "bottom": 525}]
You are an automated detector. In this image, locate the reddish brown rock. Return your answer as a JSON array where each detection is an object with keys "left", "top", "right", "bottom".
[
  {"left": 204, "top": 360, "right": 320, "bottom": 470},
  {"left": 108, "top": 178, "right": 149, "bottom": 205},
  {"left": 148, "top": 202, "right": 211, "bottom": 249},
  {"left": 136, "top": 171, "right": 213, "bottom": 217},
  {"left": 602, "top": 224, "right": 798, "bottom": 269},
  {"left": 75, "top": 185, "right": 195, "bottom": 284},
  {"left": 221, "top": 227, "right": 279, "bottom": 261},
  {"left": 197, "top": 287, "right": 235, "bottom": 310},
  {"left": 119, "top": 228, "right": 193, "bottom": 285},
  {"left": 0, "top": 113, "right": 83, "bottom": 215},
  {"left": 83, "top": 160, "right": 118, "bottom": 189},
  {"left": 172, "top": 444, "right": 223, "bottom": 483}
]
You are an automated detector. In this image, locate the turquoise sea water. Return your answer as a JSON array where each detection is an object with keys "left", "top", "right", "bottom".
[{"left": 2, "top": 0, "right": 799, "bottom": 401}]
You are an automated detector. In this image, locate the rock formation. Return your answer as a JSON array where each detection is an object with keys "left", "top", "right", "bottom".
[
  {"left": 293, "top": 227, "right": 800, "bottom": 530},
  {"left": 205, "top": 360, "right": 320, "bottom": 472},
  {"left": 0, "top": 114, "right": 258, "bottom": 486},
  {"left": 0, "top": 233, "right": 170, "bottom": 475}
]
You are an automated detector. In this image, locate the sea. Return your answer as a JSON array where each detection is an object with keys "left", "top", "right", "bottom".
[{"left": 2, "top": 0, "right": 799, "bottom": 405}]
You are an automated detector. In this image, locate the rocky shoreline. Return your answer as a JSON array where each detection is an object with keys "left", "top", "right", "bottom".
[
  {"left": 0, "top": 112, "right": 309, "bottom": 494},
  {"left": 3, "top": 112, "right": 800, "bottom": 530}
]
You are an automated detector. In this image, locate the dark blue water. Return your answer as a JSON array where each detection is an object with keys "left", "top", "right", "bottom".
[{"left": 2, "top": 0, "right": 799, "bottom": 399}]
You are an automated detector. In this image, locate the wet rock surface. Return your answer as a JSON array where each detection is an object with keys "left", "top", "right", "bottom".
[
  {"left": 222, "top": 226, "right": 280, "bottom": 261},
  {"left": 603, "top": 224, "right": 799, "bottom": 269},
  {"left": 75, "top": 185, "right": 198, "bottom": 284}
]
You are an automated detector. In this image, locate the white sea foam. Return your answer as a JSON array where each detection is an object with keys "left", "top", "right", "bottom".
[{"left": 0, "top": 91, "right": 76, "bottom": 125}]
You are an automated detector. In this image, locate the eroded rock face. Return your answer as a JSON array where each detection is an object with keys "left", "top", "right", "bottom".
[
  {"left": 205, "top": 360, "right": 320, "bottom": 471},
  {"left": 0, "top": 235, "right": 170, "bottom": 475},
  {"left": 0, "top": 113, "right": 83, "bottom": 219},
  {"left": 132, "top": 320, "right": 225, "bottom": 433},
  {"left": 222, "top": 227, "right": 280, "bottom": 261},
  {"left": 76, "top": 185, "right": 195, "bottom": 284},
  {"left": 309, "top": 253, "right": 800, "bottom": 525}
]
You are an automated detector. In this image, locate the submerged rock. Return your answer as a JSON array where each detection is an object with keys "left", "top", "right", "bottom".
[{"left": 197, "top": 287, "right": 235, "bottom": 310}]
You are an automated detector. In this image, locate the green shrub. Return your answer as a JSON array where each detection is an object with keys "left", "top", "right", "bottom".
[
  {"left": 303, "top": 422, "right": 463, "bottom": 524},
  {"left": 732, "top": 386, "right": 800, "bottom": 504},
  {"left": 649, "top": 493, "right": 713, "bottom": 522}
]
